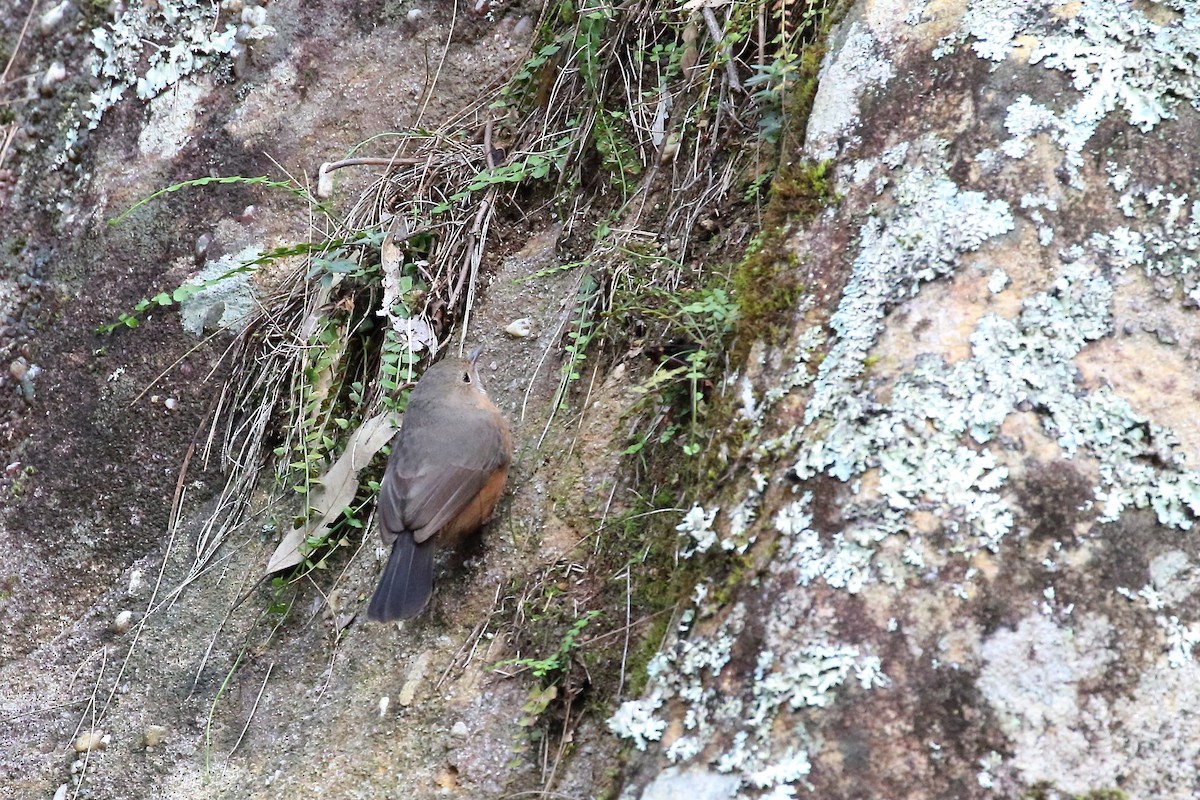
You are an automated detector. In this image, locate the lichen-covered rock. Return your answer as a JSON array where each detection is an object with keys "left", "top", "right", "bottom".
[{"left": 613, "top": 1, "right": 1200, "bottom": 798}]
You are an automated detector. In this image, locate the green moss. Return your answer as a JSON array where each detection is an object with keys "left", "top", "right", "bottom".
[
  {"left": 729, "top": 0, "right": 850, "bottom": 351},
  {"left": 732, "top": 158, "right": 835, "bottom": 349},
  {"left": 624, "top": 612, "right": 670, "bottom": 697},
  {"left": 765, "top": 158, "right": 837, "bottom": 229},
  {"left": 593, "top": 766, "right": 623, "bottom": 800},
  {"left": 600, "top": 2, "right": 849, "bottom": 682},
  {"left": 474, "top": 0, "right": 853, "bottom": 774}
]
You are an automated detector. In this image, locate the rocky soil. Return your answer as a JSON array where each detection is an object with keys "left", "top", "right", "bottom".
[
  {"left": 9, "top": 1, "right": 1200, "bottom": 800},
  {"left": 0, "top": 1, "right": 635, "bottom": 798}
]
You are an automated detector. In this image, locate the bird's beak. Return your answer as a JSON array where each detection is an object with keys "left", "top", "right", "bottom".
[{"left": 468, "top": 345, "right": 483, "bottom": 364}]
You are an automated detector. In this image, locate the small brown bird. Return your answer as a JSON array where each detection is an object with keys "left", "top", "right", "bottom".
[{"left": 367, "top": 349, "right": 512, "bottom": 622}]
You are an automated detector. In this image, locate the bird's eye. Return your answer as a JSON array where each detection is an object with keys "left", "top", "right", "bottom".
[{"left": 462, "top": 372, "right": 472, "bottom": 384}]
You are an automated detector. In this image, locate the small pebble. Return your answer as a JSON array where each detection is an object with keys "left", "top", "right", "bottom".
[
  {"left": 378, "top": 696, "right": 390, "bottom": 717},
  {"left": 53, "top": 785, "right": 68, "bottom": 800},
  {"left": 40, "top": 62, "right": 67, "bottom": 96},
  {"left": 194, "top": 232, "right": 213, "bottom": 262},
  {"left": 143, "top": 725, "right": 168, "bottom": 748},
  {"left": 112, "top": 610, "right": 133, "bottom": 633},
  {"left": 241, "top": 5, "right": 267, "bottom": 26},
  {"left": 399, "top": 651, "right": 432, "bottom": 706},
  {"left": 9, "top": 358, "right": 28, "bottom": 380},
  {"left": 660, "top": 133, "right": 681, "bottom": 164},
  {"left": 407, "top": 7, "right": 424, "bottom": 21},
  {"left": 505, "top": 318, "right": 533, "bottom": 338},
  {"left": 74, "top": 731, "right": 105, "bottom": 753},
  {"left": 316, "top": 165, "right": 335, "bottom": 198},
  {"left": 39, "top": 0, "right": 70, "bottom": 35},
  {"left": 450, "top": 721, "right": 469, "bottom": 737},
  {"left": 435, "top": 767, "right": 458, "bottom": 790},
  {"left": 164, "top": 397, "right": 178, "bottom": 411}
]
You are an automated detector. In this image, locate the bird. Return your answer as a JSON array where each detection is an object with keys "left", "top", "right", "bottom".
[{"left": 367, "top": 348, "right": 512, "bottom": 622}]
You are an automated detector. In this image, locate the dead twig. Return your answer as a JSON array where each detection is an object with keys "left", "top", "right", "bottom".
[
  {"left": 702, "top": 6, "right": 743, "bottom": 92},
  {"left": 0, "top": 0, "right": 38, "bottom": 92},
  {"left": 229, "top": 663, "right": 274, "bottom": 755}
]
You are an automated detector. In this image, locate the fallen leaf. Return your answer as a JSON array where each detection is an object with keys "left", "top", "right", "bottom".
[{"left": 265, "top": 412, "right": 399, "bottom": 574}]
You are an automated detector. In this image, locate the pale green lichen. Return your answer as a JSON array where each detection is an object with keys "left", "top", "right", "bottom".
[
  {"left": 1030, "top": 0, "right": 1200, "bottom": 133},
  {"left": 87, "top": 2, "right": 239, "bottom": 130},
  {"left": 943, "top": 0, "right": 1200, "bottom": 133},
  {"left": 803, "top": 145, "right": 1015, "bottom": 425},
  {"left": 179, "top": 245, "right": 261, "bottom": 337},
  {"left": 755, "top": 325, "right": 823, "bottom": 413},
  {"left": 1098, "top": 162, "right": 1200, "bottom": 302},
  {"left": 987, "top": 268, "right": 1009, "bottom": 294},
  {"left": 932, "top": 0, "right": 1041, "bottom": 62},
  {"left": 806, "top": 22, "right": 896, "bottom": 162},
  {"left": 617, "top": 1, "right": 1200, "bottom": 793},
  {"left": 971, "top": 0, "right": 1200, "bottom": 177},
  {"left": 794, "top": 231, "right": 1200, "bottom": 581},
  {"left": 609, "top": 573, "right": 886, "bottom": 796},
  {"left": 677, "top": 505, "right": 720, "bottom": 557},
  {"left": 1116, "top": 562, "right": 1200, "bottom": 669}
]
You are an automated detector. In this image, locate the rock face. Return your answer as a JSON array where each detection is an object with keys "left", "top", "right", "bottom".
[
  {"left": 1, "top": 2, "right": 588, "bottom": 799},
  {"left": 612, "top": 1, "right": 1200, "bottom": 798},
  {"left": 8, "top": 0, "right": 1200, "bottom": 798}
]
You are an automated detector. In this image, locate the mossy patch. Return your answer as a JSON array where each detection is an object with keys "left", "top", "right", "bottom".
[
  {"left": 733, "top": 158, "right": 836, "bottom": 350},
  {"left": 729, "top": 0, "right": 850, "bottom": 350}
]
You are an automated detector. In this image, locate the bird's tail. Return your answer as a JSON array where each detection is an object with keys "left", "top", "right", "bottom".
[{"left": 367, "top": 535, "right": 435, "bottom": 622}]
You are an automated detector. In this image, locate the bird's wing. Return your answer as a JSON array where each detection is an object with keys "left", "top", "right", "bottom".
[
  {"left": 378, "top": 418, "right": 510, "bottom": 544},
  {"left": 400, "top": 464, "right": 498, "bottom": 543}
]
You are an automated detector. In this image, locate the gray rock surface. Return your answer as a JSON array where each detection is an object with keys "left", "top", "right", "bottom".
[
  {"left": 613, "top": 1, "right": 1200, "bottom": 798},
  {"left": 7, "top": 0, "right": 1200, "bottom": 798}
]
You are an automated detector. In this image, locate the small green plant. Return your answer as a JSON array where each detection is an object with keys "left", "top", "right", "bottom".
[
  {"left": 744, "top": 1, "right": 834, "bottom": 144},
  {"left": 615, "top": 276, "right": 739, "bottom": 458},
  {"left": 495, "top": 610, "right": 601, "bottom": 682},
  {"left": 594, "top": 110, "right": 642, "bottom": 198},
  {"left": 552, "top": 272, "right": 605, "bottom": 410},
  {"left": 5, "top": 464, "right": 36, "bottom": 499},
  {"left": 430, "top": 142, "right": 572, "bottom": 215},
  {"left": 105, "top": 175, "right": 325, "bottom": 226},
  {"left": 100, "top": 165, "right": 444, "bottom": 594},
  {"left": 98, "top": 173, "right": 369, "bottom": 333},
  {"left": 513, "top": 258, "right": 586, "bottom": 285},
  {"left": 747, "top": 53, "right": 802, "bottom": 144},
  {"left": 266, "top": 576, "right": 293, "bottom": 617}
]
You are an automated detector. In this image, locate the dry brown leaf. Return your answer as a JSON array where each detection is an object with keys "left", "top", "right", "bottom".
[{"left": 265, "top": 412, "right": 399, "bottom": 574}]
